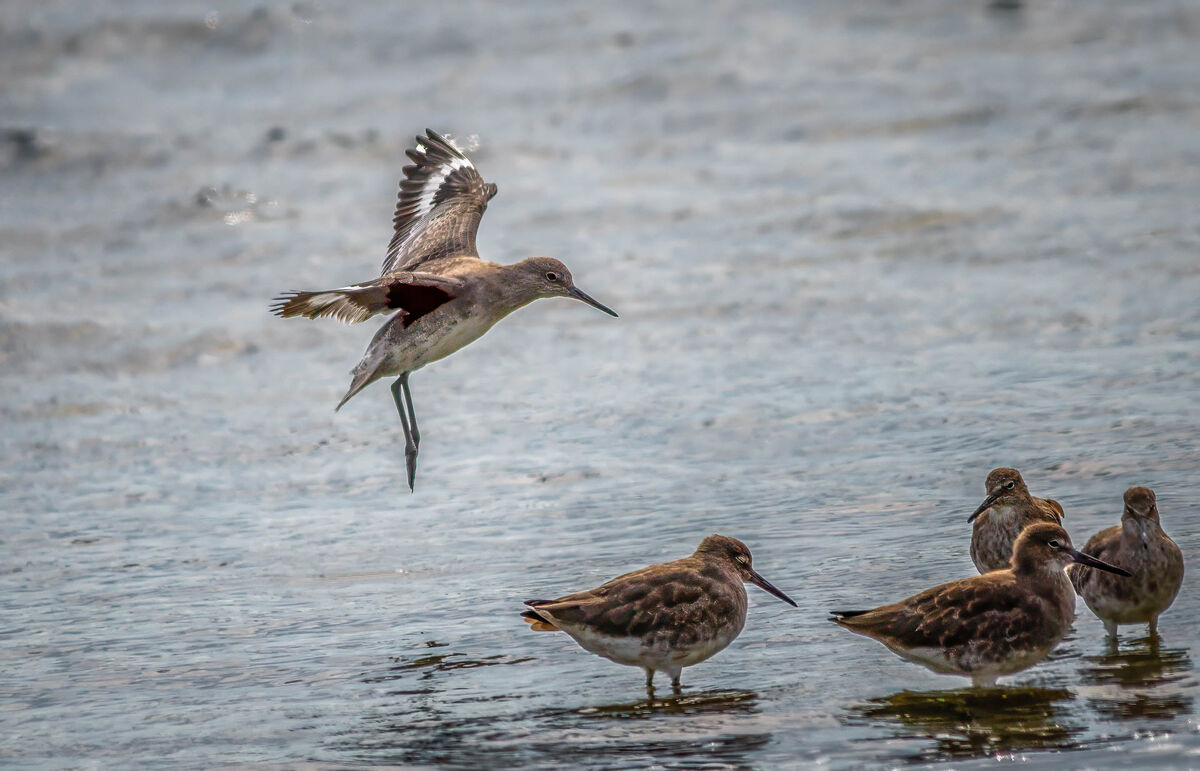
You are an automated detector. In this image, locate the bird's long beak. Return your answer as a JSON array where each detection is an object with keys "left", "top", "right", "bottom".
[
  {"left": 1070, "top": 548, "right": 1132, "bottom": 576},
  {"left": 747, "top": 569, "right": 798, "bottom": 607},
  {"left": 568, "top": 286, "right": 618, "bottom": 317},
  {"left": 967, "top": 491, "right": 1001, "bottom": 523}
]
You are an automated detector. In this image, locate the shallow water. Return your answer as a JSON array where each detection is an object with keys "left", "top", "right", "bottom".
[{"left": 2, "top": 0, "right": 1199, "bottom": 767}]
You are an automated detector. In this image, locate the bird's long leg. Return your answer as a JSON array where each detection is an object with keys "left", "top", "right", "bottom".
[
  {"left": 671, "top": 673, "right": 682, "bottom": 693},
  {"left": 401, "top": 373, "right": 419, "bottom": 450},
  {"left": 644, "top": 669, "right": 655, "bottom": 693},
  {"left": 391, "top": 376, "right": 418, "bottom": 491}
]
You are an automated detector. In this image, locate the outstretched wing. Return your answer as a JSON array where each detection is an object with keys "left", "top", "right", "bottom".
[
  {"left": 270, "top": 272, "right": 462, "bottom": 325},
  {"left": 381, "top": 129, "right": 498, "bottom": 275}
]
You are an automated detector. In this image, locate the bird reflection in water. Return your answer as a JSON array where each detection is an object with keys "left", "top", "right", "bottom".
[
  {"left": 561, "top": 688, "right": 759, "bottom": 719},
  {"left": 845, "top": 686, "right": 1081, "bottom": 761},
  {"left": 531, "top": 690, "right": 769, "bottom": 768},
  {"left": 1081, "top": 634, "right": 1194, "bottom": 721},
  {"left": 346, "top": 655, "right": 766, "bottom": 768}
]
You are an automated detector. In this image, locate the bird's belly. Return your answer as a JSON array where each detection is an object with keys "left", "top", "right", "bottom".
[
  {"left": 566, "top": 624, "right": 739, "bottom": 672},
  {"left": 567, "top": 628, "right": 656, "bottom": 669},
  {"left": 1088, "top": 571, "right": 1179, "bottom": 622},
  {"left": 409, "top": 311, "right": 500, "bottom": 370},
  {"left": 890, "top": 640, "right": 1056, "bottom": 678},
  {"left": 671, "top": 625, "right": 739, "bottom": 667}
]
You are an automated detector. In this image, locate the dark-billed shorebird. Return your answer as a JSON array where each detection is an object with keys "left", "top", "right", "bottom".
[
  {"left": 967, "top": 467, "right": 1065, "bottom": 573},
  {"left": 521, "top": 534, "right": 796, "bottom": 691},
  {"left": 832, "top": 523, "right": 1130, "bottom": 687},
  {"left": 1069, "top": 486, "right": 1184, "bottom": 637},
  {"left": 271, "top": 130, "right": 618, "bottom": 489}
]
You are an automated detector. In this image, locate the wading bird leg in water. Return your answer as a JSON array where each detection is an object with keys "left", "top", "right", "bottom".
[{"left": 390, "top": 376, "right": 418, "bottom": 491}]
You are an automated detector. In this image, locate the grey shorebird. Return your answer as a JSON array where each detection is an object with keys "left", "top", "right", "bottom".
[
  {"left": 521, "top": 534, "right": 797, "bottom": 691},
  {"left": 968, "top": 467, "right": 1065, "bottom": 573},
  {"left": 272, "top": 130, "right": 617, "bottom": 489},
  {"left": 832, "top": 523, "right": 1130, "bottom": 687},
  {"left": 1069, "top": 486, "right": 1184, "bottom": 637}
]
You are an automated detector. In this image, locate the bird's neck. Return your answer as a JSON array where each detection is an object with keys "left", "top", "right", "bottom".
[
  {"left": 1015, "top": 561, "right": 1075, "bottom": 612},
  {"left": 1122, "top": 516, "right": 1158, "bottom": 548}
]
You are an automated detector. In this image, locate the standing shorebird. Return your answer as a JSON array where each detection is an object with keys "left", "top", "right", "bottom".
[
  {"left": 832, "top": 523, "right": 1130, "bottom": 687},
  {"left": 271, "top": 130, "right": 617, "bottom": 489},
  {"left": 967, "top": 467, "right": 1065, "bottom": 573},
  {"left": 521, "top": 534, "right": 797, "bottom": 691},
  {"left": 1069, "top": 486, "right": 1184, "bottom": 637}
]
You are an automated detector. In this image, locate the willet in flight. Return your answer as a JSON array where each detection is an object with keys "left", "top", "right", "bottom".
[
  {"left": 521, "top": 534, "right": 797, "bottom": 691},
  {"left": 967, "top": 467, "right": 1065, "bottom": 573},
  {"left": 272, "top": 130, "right": 617, "bottom": 489},
  {"left": 832, "top": 523, "right": 1130, "bottom": 686},
  {"left": 1069, "top": 486, "right": 1184, "bottom": 637}
]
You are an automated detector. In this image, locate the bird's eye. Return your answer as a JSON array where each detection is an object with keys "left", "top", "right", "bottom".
[
  {"left": 545, "top": 271, "right": 559, "bottom": 282},
  {"left": 1004, "top": 481, "right": 1015, "bottom": 490},
  {"left": 737, "top": 555, "right": 750, "bottom": 565},
  {"left": 1048, "top": 539, "right": 1061, "bottom": 549}
]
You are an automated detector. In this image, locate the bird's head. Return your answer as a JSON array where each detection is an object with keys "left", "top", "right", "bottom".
[
  {"left": 696, "top": 534, "right": 797, "bottom": 607},
  {"left": 968, "top": 467, "right": 1031, "bottom": 522},
  {"left": 1011, "top": 522, "right": 1130, "bottom": 577},
  {"left": 514, "top": 257, "right": 618, "bottom": 317}
]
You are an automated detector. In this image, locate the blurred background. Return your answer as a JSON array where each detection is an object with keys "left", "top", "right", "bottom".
[{"left": 2, "top": 1, "right": 1198, "bottom": 767}]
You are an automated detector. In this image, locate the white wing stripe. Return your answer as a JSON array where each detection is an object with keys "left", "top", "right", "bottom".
[{"left": 411, "top": 150, "right": 471, "bottom": 223}]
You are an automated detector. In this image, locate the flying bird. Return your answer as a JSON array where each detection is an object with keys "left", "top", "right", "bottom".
[{"left": 272, "top": 130, "right": 617, "bottom": 489}]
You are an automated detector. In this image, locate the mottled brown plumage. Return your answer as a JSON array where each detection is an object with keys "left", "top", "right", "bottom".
[
  {"left": 1069, "top": 486, "right": 1184, "bottom": 637},
  {"left": 522, "top": 534, "right": 796, "bottom": 689},
  {"left": 833, "top": 523, "right": 1130, "bottom": 686},
  {"left": 968, "top": 468, "right": 1065, "bottom": 573},
  {"left": 271, "top": 130, "right": 617, "bottom": 490}
]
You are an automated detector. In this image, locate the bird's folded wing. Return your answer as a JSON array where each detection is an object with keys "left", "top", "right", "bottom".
[
  {"left": 1039, "top": 498, "right": 1065, "bottom": 522},
  {"left": 527, "top": 569, "right": 713, "bottom": 638},
  {"left": 270, "top": 272, "right": 462, "bottom": 324},
  {"left": 839, "top": 576, "right": 1027, "bottom": 650},
  {"left": 381, "top": 129, "right": 498, "bottom": 275}
]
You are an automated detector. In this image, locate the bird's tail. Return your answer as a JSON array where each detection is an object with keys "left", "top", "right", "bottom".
[
  {"left": 270, "top": 284, "right": 392, "bottom": 324},
  {"left": 335, "top": 365, "right": 382, "bottom": 411},
  {"left": 522, "top": 600, "right": 560, "bottom": 632},
  {"left": 829, "top": 609, "right": 870, "bottom": 619}
]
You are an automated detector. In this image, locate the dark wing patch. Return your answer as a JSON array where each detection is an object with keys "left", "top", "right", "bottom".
[
  {"left": 531, "top": 561, "right": 733, "bottom": 643},
  {"left": 387, "top": 282, "right": 455, "bottom": 328},
  {"left": 270, "top": 272, "right": 458, "bottom": 325},
  {"left": 837, "top": 575, "right": 1040, "bottom": 651},
  {"left": 381, "top": 129, "right": 498, "bottom": 275}
]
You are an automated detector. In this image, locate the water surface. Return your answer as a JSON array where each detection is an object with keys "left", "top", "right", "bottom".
[{"left": 2, "top": 1, "right": 1199, "bottom": 767}]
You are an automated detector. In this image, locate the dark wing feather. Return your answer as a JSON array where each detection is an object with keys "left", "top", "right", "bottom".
[
  {"left": 837, "top": 574, "right": 1031, "bottom": 650},
  {"left": 270, "top": 272, "right": 461, "bottom": 325},
  {"left": 1037, "top": 497, "right": 1065, "bottom": 523},
  {"left": 381, "top": 129, "right": 498, "bottom": 275},
  {"left": 525, "top": 561, "right": 733, "bottom": 644}
]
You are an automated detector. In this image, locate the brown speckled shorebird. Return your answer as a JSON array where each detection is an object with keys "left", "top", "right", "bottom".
[
  {"left": 832, "top": 523, "right": 1130, "bottom": 687},
  {"left": 271, "top": 130, "right": 617, "bottom": 490},
  {"left": 968, "top": 468, "right": 1065, "bottom": 573},
  {"left": 521, "top": 535, "right": 797, "bottom": 691},
  {"left": 1069, "top": 486, "right": 1184, "bottom": 637}
]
